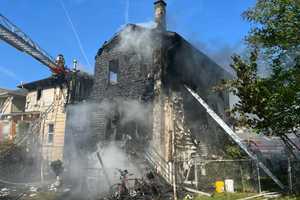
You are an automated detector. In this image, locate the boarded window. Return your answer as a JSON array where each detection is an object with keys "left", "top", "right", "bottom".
[
  {"left": 109, "top": 60, "right": 119, "bottom": 85},
  {"left": 48, "top": 124, "right": 54, "bottom": 144}
]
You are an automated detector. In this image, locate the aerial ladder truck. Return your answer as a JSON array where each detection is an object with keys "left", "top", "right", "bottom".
[
  {"left": 0, "top": 14, "right": 73, "bottom": 77},
  {"left": 0, "top": 13, "right": 83, "bottom": 147}
]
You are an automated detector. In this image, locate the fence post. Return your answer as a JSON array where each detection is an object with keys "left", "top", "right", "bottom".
[
  {"left": 240, "top": 164, "right": 245, "bottom": 192},
  {"left": 287, "top": 155, "right": 293, "bottom": 193},
  {"left": 195, "top": 163, "right": 199, "bottom": 189},
  {"left": 256, "top": 161, "right": 262, "bottom": 193}
]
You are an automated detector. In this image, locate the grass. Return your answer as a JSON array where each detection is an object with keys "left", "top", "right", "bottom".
[
  {"left": 192, "top": 192, "right": 256, "bottom": 200},
  {"left": 191, "top": 193, "right": 300, "bottom": 200},
  {"left": 23, "top": 192, "right": 59, "bottom": 200}
]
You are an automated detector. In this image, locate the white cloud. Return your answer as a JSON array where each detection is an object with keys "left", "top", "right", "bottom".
[{"left": 0, "top": 66, "right": 20, "bottom": 82}]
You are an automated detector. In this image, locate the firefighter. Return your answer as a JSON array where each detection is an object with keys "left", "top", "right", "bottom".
[{"left": 53, "top": 54, "right": 66, "bottom": 75}]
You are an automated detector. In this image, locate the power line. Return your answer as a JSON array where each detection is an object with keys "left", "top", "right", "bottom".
[{"left": 58, "top": 0, "right": 91, "bottom": 69}]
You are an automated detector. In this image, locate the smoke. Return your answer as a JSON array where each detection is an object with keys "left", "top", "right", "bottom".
[
  {"left": 191, "top": 39, "right": 245, "bottom": 75},
  {"left": 75, "top": 61, "right": 93, "bottom": 74},
  {"left": 114, "top": 99, "right": 152, "bottom": 125},
  {"left": 136, "top": 21, "right": 157, "bottom": 29},
  {"left": 64, "top": 98, "right": 151, "bottom": 197},
  {"left": 116, "top": 23, "right": 158, "bottom": 62}
]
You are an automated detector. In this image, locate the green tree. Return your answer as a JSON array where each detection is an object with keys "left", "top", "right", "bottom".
[
  {"left": 0, "top": 140, "right": 34, "bottom": 178},
  {"left": 223, "top": 0, "right": 300, "bottom": 151}
]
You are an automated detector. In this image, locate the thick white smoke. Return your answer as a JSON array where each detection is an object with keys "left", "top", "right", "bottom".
[
  {"left": 65, "top": 98, "right": 151, "bottom": 197},
  {"left": 116, "top": 23, "right": 158, "bottom": 62}
]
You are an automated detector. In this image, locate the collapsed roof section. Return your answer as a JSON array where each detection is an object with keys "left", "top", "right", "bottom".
[{"left": 17, "top": 71, "right": 94, "bottom": 103}]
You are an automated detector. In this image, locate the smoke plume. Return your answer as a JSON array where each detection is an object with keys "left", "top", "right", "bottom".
[
  {"left": 117, "top": 23, "right": 158, "bottom": 62},
  {"left": 64, "top": 98, "right": 151, "bottom": 197}
]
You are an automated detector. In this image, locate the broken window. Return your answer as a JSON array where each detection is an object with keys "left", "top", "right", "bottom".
[
  {"left": 37, "top": 88, "right": 42, "bottom": 101},
  {"left": 108, "top": 60, "right": 119, "bottom": 85},
  {"left": 48, "top": 124, "right": 54, "bottom": 144}
]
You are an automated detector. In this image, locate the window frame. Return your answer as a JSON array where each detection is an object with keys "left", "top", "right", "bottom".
[{"left": 47, "top": 123, "right": 54, "bottom": 144}]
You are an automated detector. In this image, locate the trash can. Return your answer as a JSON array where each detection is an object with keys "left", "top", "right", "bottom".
[
  {"left": 225, "top": 179, "right": 234, "bottom": 193},
  {"left": 215, "top": 181, "right": 225, "bottom": 193}
]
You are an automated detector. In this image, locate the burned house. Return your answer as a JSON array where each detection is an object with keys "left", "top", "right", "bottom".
[
  {"left": 65, "top": 0, "right": 234, "bottom": 192},
  {"left": 91, "top": 0, "right": 229, "bottom": 141}
]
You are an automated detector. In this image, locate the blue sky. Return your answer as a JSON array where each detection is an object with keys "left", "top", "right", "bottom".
[{"left": 0, "top": 0, "right": 255, "bottom": 89}]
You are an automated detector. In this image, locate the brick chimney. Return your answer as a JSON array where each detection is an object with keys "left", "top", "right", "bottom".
[{"left": 154, "top": 0, "right": 167, "bottom": 31}]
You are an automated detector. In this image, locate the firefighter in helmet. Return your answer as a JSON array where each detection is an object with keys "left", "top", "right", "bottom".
[{"left": 53, "top": 54, "right": 66, "bottom": 75}]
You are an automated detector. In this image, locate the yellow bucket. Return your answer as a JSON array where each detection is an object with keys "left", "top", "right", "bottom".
[{"left": 215, "top": 181, "right": 225, "bottom": 193}]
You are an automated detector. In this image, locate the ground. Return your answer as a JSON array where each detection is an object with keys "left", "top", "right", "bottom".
[
  {"left": 22, "top": 192, "right": 58, "bottom": 200},
  {"left": 192, "top": 193, "right": 300, "bottom": 200},
  {"left": 8, "top": 192, "right": 300, "bottom": 200}
]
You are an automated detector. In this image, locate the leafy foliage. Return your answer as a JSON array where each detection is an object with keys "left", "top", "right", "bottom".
[
  {"left": 223, "top": 0, "right": 300, "bottom": 139},
  {"left": 0, "top": 140, "right": 35, "bottom": 179},
  {"left": 225, "top": 144, "right": 245, "bottom": 159},
  {"left": 0, "top": 140, "right": 28, "bottom": 165},
  {"left": 244, "top": 0, "right": 300, "bottom": 52},
  {"left": 227, "top": 52, "right": 300, "bottom": 137}
]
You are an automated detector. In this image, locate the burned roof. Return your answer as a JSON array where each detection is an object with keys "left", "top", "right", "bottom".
[
  {"left": 96, "top": 23, "right": 232, "bottom": 92},
  {"left": 96, "top": 24, "right": 177, "bottom": 57},
  {"left": 18, "top": 71, "right": 93, "bottom": 91}
]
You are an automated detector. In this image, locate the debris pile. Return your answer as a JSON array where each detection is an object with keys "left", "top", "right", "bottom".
[
  {"left": 0, "top": 188, "right": 10, "bottom": 198},
  {"left": 100, "top": 169, "right": 173, "bottom": 200}
]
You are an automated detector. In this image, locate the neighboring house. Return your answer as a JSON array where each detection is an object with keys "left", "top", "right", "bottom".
[
  {"left": 19, "top": 77, "right": 68, "bottom": 163},
  {"left": 0, "top": 88, "right": 27, "bottom": 142},
  {"left": 18, "top": 72, "right": 93, "bottom": 164}
]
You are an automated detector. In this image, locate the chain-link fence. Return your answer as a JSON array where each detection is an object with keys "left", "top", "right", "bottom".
[
  {"left": 291, "top": 160, "right": 300, "bottom": 193},
  {"left": 177, "top": 159, "right": 260, "bottom": 193}
]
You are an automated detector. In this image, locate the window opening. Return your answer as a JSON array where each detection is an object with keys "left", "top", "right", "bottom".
[
  {"left": 37, "top": 88, "right": 42, "bottom": 101},
  {"left": 109, "top": 60, "right": 119, "bottom": 85}
]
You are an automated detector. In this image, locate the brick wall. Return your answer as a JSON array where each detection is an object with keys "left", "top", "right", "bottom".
[{"left": 92, "top": 50, "right": 153, "bottom": 102}]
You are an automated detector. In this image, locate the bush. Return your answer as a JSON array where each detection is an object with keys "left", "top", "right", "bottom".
[{"left": 50, "top": 160, "right": 64, "bottom": 177}]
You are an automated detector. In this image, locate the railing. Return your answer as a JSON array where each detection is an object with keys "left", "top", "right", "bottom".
[{"left": 144, "top": 146, "right": 172, "bottom": 184}]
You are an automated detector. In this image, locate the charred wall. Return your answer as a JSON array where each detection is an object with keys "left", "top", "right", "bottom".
[
  {"left": 90, "top": 35, "right": 155, "bottom": 143},
  {"left": 166, "top": 34, "right": 231, "bottom": 157},
  {"left": 92, "top": 47, "right": 152, "bottom": 102},
  {"left": 89, "top": 28, "right": 231, "bottom": 156}
]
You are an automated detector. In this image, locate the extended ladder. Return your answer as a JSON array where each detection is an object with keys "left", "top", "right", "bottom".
[
  {"left": 185, "top": 86, "right": 285, "bottom": 190},
  {"left": 0, "top": 14, "right": 57, "bottom": 71}
]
